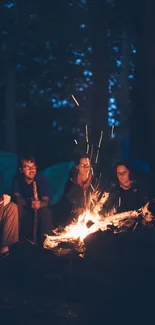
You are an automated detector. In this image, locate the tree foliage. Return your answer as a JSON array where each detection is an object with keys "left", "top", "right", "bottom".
[{"left": 0, "top": 0, "right": 137, "bottom": 167}]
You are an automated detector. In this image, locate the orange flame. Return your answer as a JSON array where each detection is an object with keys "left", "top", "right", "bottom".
[{"left": 44, "top": 191, "right": 140, "bottom": 253}]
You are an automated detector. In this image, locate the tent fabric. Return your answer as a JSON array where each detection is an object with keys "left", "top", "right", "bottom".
[
  {"left": 0, "top": 151, "right": 18, "bottom": 195},
  {"left": 0, "top": 151, "right": 74, "bottom": 203},
  {"left": 43, "top": 161, "right": 74, "bottom": 204}
]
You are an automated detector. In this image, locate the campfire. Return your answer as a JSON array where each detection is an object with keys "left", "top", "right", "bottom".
[{"left": 43, "top": 191, "right": 147, "bottom": 256}]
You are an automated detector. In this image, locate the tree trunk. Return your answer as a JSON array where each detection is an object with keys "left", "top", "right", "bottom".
[
  {"left": 88, "top": 2, "right": 109, "bottom": 171},
  {"left": 5, "top": 65, "right": 17, "bottom": 153},
  {"left": 144, "top": 0, "right": 155, "bottom": 191},
  {"left": 131, "top": 0, "right": 155, "bottom": 193},
  {"left": 116, "top": 31, "right": 131, "bottom": 162},
  {"left": 131, "top": 1, "right": 150, "bottom": 162}
]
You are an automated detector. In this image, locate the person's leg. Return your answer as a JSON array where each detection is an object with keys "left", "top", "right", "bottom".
[
  {"left": 37, "top": 207, "right": 53, "bottom": 244},
  {"left": 0, "top": 202, "right": 18, "bottom": 254},
  {"left": 17, "top": 204, "right": 33, "bottom": 241}
]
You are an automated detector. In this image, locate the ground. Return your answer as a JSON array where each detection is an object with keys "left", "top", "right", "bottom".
[{"left": 0, "top": 228, "right": 155, "bottom": 324}]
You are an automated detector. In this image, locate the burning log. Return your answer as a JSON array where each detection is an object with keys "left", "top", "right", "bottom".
[
  {"left": 43, "top": 183, "right": 154, "bottom": 256},
  {"left": 43, "top": 207, "right": 139, "bottom": 256}
]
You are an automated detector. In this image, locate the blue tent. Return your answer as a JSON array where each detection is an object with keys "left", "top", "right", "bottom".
[
  {"left": 42, "top": 161, "right": 74, "bottom": 203},
  {"left": 0, "top": 151, "right": 18, "bottom": 195}
]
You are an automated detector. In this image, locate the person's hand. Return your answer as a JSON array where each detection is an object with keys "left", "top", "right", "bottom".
[
  {"left": 3, "top": 194, "right": 11, "bottom": 207},
  {"left": 31, "top": 200, "right": 41, "bottom": 210}
]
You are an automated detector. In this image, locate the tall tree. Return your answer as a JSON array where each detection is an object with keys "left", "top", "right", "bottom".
[{"left": 142, "top": 0, "right": 155, "bottom": 188}]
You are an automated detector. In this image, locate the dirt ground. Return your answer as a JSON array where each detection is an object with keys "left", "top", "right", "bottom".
[{"left": 0, "top": 228, "right": 155, "bottom": 324}]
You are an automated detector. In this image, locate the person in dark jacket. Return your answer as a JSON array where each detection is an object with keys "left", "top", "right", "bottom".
[
  {"left": 103, "top": 161, "right": 148, "bottom": 215},
  {"left": 56, "top": 155, "right": 101, "bottom": 226},
  {"left": 12, "top": 155, "right": 53, "bottom": 244}
]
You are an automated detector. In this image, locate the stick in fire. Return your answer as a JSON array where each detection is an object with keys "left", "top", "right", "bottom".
[{"left": 32, "top": 181, "right": 38, "bottom": 244}]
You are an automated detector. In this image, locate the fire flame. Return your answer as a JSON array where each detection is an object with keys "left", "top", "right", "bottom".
[{"left": 44, "top": 191, "right": 141, "bottom": 253}]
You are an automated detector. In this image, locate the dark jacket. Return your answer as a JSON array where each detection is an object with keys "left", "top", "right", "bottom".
[
  {"left": 12, "top": 172, "right": 50, "bottom": 208},
  {"left": 57, "top": 166, "right": 101, "bottom": 225},
  {"left": 103, "top": 180, "right": 148, "bottom": 214}
]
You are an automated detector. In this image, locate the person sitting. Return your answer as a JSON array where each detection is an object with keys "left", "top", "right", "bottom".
[
  {"left": 12, "top": 155, "right": 53, "bottom": 244},
  {"left": 56, "top": 155, "right": 101, "bottom": 226},
  {"left": 0, "top": 194, "right": 18, "bottom": 257},
  {"left": 103, "top": 161, "right": 148, "bottom": 215}
]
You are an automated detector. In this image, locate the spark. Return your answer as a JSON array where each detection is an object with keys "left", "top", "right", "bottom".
[
  {"left": 74, "top": 139, "right": 78, "bottom": 145},
  {"left": 85, "top": 124, "right": 89, "bottom": 143},
  {"left": 95, "top": 130, "right": 103, "bottom": 163},
  {"left": 71, "top": 94, "right": 79, "bottom": 106},
  {"left": 86, "top": 143, "right": 89, "bottom": 154},
  {"left": 111, "top": 125, "right": 115, "bottom": 138},
  {"left": 90, "top": 144, "right": 94, "bottom": 161},
  {"left": 95, "top": 150, "right": 99, "bottom": 164},
  {"left": 85, "top": 124, "right": 90, "bottom": 154},
  {"left": 98, "top": 130, "right": 103, "bottom": 148},
  {"left": 133, "top": 221, "right": 138, "bottom": 231}
]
